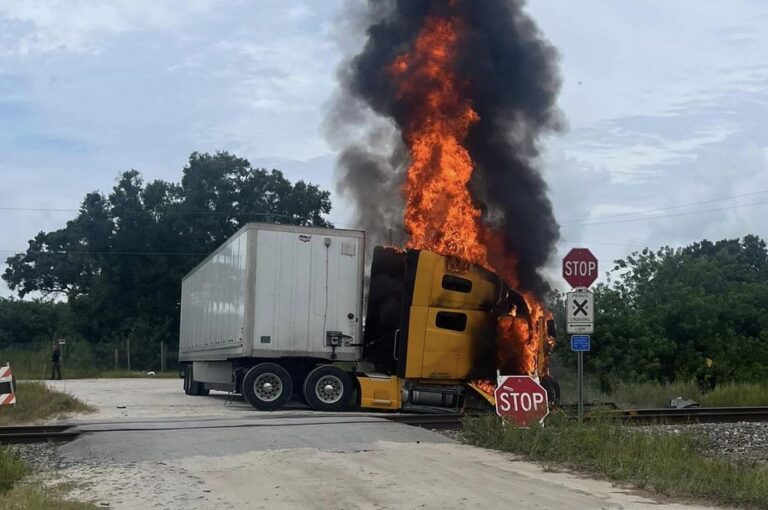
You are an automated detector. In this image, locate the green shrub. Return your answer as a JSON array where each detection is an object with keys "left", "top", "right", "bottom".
[{"left": 463, "top": 414, "right": 768, "bottom": 508}]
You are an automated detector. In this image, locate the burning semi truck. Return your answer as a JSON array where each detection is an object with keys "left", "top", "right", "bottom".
[
  {"left": 179, "top": 1, "right": 565, "bottom": 411},
  {"left": 179, "top": 223, "right": 557, "bottom": 412}
]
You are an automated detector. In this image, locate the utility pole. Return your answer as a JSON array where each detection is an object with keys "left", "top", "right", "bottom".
[{"left": 126, "top": 338, "right": 131, "bottom": 372}]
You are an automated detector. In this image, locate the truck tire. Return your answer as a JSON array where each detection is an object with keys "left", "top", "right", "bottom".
[
  {"left": 541, "top": 375, "right": 560, "bottom": 407},
  {"left": 183, "top": 364, "right": 193, "bottom": 394},
  {"left": 183, "top": 364, "right": 209, "bottom": 396},
  {"left": 303, "top": 365, "right": 353, "bottom": 412},
  {"left": 243, "top": 363, "right": 293, "bottom": 411}
]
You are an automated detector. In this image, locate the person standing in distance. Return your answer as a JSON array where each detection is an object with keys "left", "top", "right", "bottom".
[{"left": 51, "top": 345, "right": 62, "bottom": 380}]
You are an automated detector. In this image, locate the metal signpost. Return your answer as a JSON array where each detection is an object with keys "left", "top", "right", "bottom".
[
  {"left": 57, "top": 338, "right": 66, "bottom": 370},
  {"left": 570, "top": 335, "right": 590, "bottom": 423},
  {"left": 562, "top": 248, "right": 598, "bottom": 424}
]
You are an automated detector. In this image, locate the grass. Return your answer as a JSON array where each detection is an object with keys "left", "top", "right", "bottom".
[
  {"left": 463, "top": 413, "right": 768, "bottom": 509},
  {"left": 603, "top": 381, "right": 768, "bottom": 408},
  {"left": 700, "top": 382, "right": 768, "bottom": 407},
  {"left": 0, "top": 448, "right": 96, "bottom": 509},
  {"left": 553, "top": 368, "right": 768, "bottom": 408},
  {"left": 0, "top": 381, "right": 94, "bottom": 426},
  {"left": 0, "top": 387, "right": 97, "bottom": 507},
  {"left": 608, "top": 380, "right": 703, "bottom": 408},
  {"left": 0, "top": 446, "right": 28, "bottom": 492}
]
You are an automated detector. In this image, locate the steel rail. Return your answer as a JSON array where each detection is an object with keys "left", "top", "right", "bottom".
[
  {"left": 2, "top": 407, "right": 767, "bottom": 443},
  {"left": 388, "top": 406, "right": 768, "bottom": 428},
  {"left": 0, "top": 425, "right": 80, "bottom": 444},
  {"left": 619, "top": 406, "right": 768, "bottom": 424}
]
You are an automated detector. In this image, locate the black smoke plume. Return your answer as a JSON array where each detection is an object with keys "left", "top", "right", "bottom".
[{"left": 328, "top": 0, "right": 562, "bottom": 296}]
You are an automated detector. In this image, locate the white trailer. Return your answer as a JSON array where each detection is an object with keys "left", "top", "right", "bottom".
[{"left": 179, "top": 223, "right": 365, "bottom": 410}]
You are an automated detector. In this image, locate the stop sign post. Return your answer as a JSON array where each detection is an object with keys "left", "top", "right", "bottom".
[
  {"left": 494, "top": 375, "right": 549, "bottom": 427},
  {"left": 562, "top": 247, "right": 598, "bottom": 424}
]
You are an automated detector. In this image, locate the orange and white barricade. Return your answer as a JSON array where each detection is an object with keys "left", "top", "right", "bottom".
[{"left": 0, "top": 363, "right": 16, "bottom": 406}]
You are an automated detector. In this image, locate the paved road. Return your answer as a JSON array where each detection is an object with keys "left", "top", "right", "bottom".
[
  {"left": 47, "top": 377, "right": 261, "bottom": 421},
  {"left": 37, "top": 378, "right": 719, "bottom": 510}
]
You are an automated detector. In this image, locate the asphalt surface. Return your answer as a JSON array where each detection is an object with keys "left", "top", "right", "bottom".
[
  {"left": 59, "top": 415, "right": 449, "bottom": 463},
  {"left": 25, "top": 378, "right": 724, "bottom": 509}
]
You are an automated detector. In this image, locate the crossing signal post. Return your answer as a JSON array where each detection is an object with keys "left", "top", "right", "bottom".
[{"left": 563, "top": 248, "right": 597, "bottom": 423}]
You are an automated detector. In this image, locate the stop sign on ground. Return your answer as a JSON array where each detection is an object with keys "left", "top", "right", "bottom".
[
  {"left": 494, "top": 376, "right": 549, "bottom": 427},
  {"left": 562, "top": 248, "right": 598, "bottom": 288}
]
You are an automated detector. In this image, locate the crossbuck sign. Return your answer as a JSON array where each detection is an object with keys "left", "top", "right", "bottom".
[{"left": 566, "top": 290, "right": 594, "bottom": 334}]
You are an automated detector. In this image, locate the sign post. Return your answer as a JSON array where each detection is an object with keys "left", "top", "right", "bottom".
[
  {"left": 57, "top": 338, "right": 66, "bottom": 370},
  {"left": 494, "top": 375, "right": 549, "bottom": 427},
  {"left": 563, "top": 248, "right": 598, "bottom": 424},
  {"left": 570, "top": 335, "right": 590, "bottom": 423}
]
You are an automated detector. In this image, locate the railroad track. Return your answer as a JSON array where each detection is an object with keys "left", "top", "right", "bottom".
[
  {"left": 0, "top": 424, "right": 79, "bottom": 444},
  {"left": 621, "top": 406, "right": 768, "bottom": 424},
  {"left": 385, "top": 406, "right": 768, "bottom": 429},
  {"left": 2, "top": 407, "right": 767, "bottom": 443}
]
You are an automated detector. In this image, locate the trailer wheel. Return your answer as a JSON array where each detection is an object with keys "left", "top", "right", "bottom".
[
  {"left": 183, "top": 364, "right": 192, "bottom": 395},
  {"left": 243, "top": 363, "right": 293, "bottom": 411},
  {"left": 303, "top": 365, "right": 353, "bottom": 412},
  {"left": 183, "top": 364, "right": 209, "bottom": 396}
]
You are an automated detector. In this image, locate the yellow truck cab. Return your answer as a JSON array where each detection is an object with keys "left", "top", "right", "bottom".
[{"left": 357, "top": 247, "right": 502, "bottom": 412}]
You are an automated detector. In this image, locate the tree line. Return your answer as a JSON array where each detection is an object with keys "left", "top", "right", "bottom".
[
  {"left": 1, "top": 152, "right": 332, "bottom": 369},
  {"left": 2, "top": 150, "right": 767, "bottom": 382},
  {"left": 552, "top": 236, "right": 768, "bottom": 387}
]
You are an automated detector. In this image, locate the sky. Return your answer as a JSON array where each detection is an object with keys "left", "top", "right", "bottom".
[{"left": 1, "top": 0, "right": 767, "bottom": 297}]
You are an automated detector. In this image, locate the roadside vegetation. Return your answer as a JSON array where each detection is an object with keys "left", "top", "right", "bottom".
[
  {"left": 0, "top": 381, "right": 94, "bottom": 425},
  {"left": 1, "top": 152, "right": 333, "bottom": 375},
  {"left": 556, "top": 376, "right": 768, "bottom": 408},
  {"left": 0, "top": 342, "right": 179, "bottom": 380},
  {"left": 550, "top": 236, "right": 768, "bottom": 392},
  {"left": 463, "top": 413, "right": 768, "bottom": 509},
  {"left": 0, "top": 447, "right": 96, "bottom": 509}
]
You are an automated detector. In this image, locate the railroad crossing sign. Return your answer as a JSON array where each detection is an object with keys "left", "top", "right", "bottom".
[
  {"left": 570, "top": 335, "right": 591, "bottom": 352},
  {"left": 562, "top": 248, "right": 598, "bottom": 288},
  {"left": 494, "top": 375, "right": 549, "bottom": 427},
  {"left": 566, "top": 291, "right": 594, "bottom": 334}
]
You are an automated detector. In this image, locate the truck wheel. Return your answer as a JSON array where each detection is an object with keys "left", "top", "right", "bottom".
[
  {"left": 183, "top": 364, "right": 193, "bottom": 395},
  {"left": 183, "top": 364, "right": 209, "bottom": 396},
  {"left": 541, "top": 375, "right": 561, "bottom": 407},
  {"left": 243, "top": 363, "right": 292, "bottom": 411},
  {"left": 303, "top": 366, "right": 353, "bottom": 412}
]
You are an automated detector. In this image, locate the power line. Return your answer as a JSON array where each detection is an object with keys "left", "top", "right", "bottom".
[
  {"left": 560, "top": 240, "right": 647, "bottom": 249},
  {"left": 0, "top": 250, "right": 205, "bottom": 256},
  {"left": 561, "top": 199, "right": 768, "bottom": 228},
  {"left": 0, "top": 207, "right": 296, "bottom": 218},
  {"left": 562, "top": 189, "right": 768, "bottom": 226}
]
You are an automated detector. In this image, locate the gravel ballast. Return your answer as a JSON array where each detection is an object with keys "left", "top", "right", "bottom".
[{"left": 655, "top": 422, "right": 768, "bottom": 466}]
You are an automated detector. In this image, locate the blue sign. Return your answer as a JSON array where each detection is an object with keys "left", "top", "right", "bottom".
[{"left": 571, "top": 335, "right": 590, "bottom": 352}]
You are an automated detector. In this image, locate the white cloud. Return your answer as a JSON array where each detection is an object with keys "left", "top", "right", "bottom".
[
  {"left": 0, "top": 0, "right": 218, "bottom": 54},
  {"left": 2, "top": 0, "right": 768, "bottom": 297}
]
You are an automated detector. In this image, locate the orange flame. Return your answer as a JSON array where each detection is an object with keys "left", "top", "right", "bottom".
[
  {"left": 392, "top": 16, "right": 486, "bottom": 266},
  {"left": 391, "top": 12, "right": 553, "bottom": 376}
]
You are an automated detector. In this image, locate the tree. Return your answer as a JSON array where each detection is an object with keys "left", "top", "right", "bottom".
[
  {"left": 554, "top": 236, "right": 768, "bottom": 386},
  {"left": 0, "top": 298, "right": 71, "bottom": 350},
  {"left": 2, "top": 152, "right": 333, "bottom": 369}
]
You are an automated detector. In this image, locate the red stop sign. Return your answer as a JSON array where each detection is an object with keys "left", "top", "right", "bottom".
[
  {"left": 562, "top": 248, "right": 598, "bottom": 288},
  {"left": 494, "top": 376, "right": 549, "bottom": 427}
]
